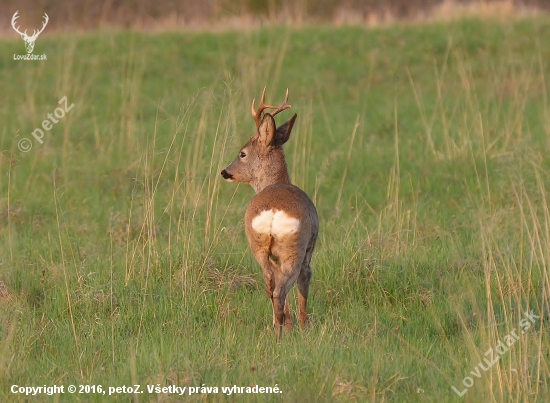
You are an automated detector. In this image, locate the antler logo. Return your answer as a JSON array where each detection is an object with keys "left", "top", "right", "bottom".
[{"left": 11, "top": 10, "right": 49, "bottom": 54}]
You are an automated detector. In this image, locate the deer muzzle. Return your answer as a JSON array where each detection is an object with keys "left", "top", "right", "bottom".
[{"left": 221, "top": 169, "right": 234, "bottom": 181}]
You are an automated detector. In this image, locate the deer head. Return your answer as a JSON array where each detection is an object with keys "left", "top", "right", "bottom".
[
  {"left": 221, "top": 88, "right": 297, "bottom": 193},
  {"left": 12, "top": 11, "right": 49, "bottom": 54}
]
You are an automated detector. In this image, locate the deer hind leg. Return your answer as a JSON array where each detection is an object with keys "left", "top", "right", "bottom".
[
  {"left": 272, "top": 262, "right": 303, "bottom": 338},
  {"left": 253, "top": 252, "right": 277, "bottom": 326},
  {"left": 252, "top": 250, "right": 289, "bottom": 337},
  {"left": 272, "top": 285, "right": 292, "bottom": 340},
  {"left": 274, "top": 251, "right": 295, "bottom": 332},
  {"left": 256, "top": 241, "right": 301, "bottom": 339},
  {"left": 262, "top": 270, "right": 277, "bottom": 327}
]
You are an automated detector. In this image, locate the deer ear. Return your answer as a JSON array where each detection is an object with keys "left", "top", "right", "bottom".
[
  {"left": 272, "top": 113, "right": 297, "bottom": 146},
  {"left": 258, "top": 113, "right": 276, "bottom": 147}
]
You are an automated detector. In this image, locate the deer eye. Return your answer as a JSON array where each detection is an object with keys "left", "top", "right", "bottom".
[{"left": 239, "top": 151, "right": 246, "bottom": 159}]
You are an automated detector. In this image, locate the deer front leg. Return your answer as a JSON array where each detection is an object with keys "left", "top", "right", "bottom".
[
  {"left": 297, "top": 236, "right": 315, "bottom": 327},
  {"left": 297, "top": 264, "right": 312, "bottom": 326},
  {"left": 284, "top": 296, "right": 292, "bottom": 332}
]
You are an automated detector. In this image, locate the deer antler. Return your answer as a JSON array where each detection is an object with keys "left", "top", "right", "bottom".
[
  {"left": 251, "top": 87, "right": 292, "bottom": 128},
  {"left": 251, "top": 87, "right": 276, "bottom": 128},
  {"left": 270, "top": 88, "right": 291, "bottom": 117},
  {"left": 11, "top": 11, "right": 27, "bottom": 37}
]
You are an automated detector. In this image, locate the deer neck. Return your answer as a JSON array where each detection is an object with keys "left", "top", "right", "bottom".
[{"left": 252, "top": 149, "right": 291, "bottom": 194}]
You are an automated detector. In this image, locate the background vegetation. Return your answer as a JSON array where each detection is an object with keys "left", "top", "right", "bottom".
[
  {"left": 1, "top": 0, "right": 549, "bottom": 28},
  {"left": 1, "top": 6, "right": 550, "bottom": 403}
]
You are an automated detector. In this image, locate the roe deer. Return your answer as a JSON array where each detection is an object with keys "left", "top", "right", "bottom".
[{"left": 221, "top": 88, "right": 319, "bottom": 339}]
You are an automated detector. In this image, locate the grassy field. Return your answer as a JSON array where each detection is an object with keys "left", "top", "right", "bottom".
[{"left": 1, "top": 16, "right": 550, "bottom": 402}]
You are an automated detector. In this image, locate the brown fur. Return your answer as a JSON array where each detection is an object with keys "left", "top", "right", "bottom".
[{"left": 221, "top": 108, "right": 319, "bottom": 339}]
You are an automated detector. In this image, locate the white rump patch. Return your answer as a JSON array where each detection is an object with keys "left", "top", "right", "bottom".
[{"left": 251, "top": 209, "right": 300, "bottom": 236}]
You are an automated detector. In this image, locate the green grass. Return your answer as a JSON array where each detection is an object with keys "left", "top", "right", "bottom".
[{"left": 1, "top": 16, "right": 550, "bottom": 402}]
